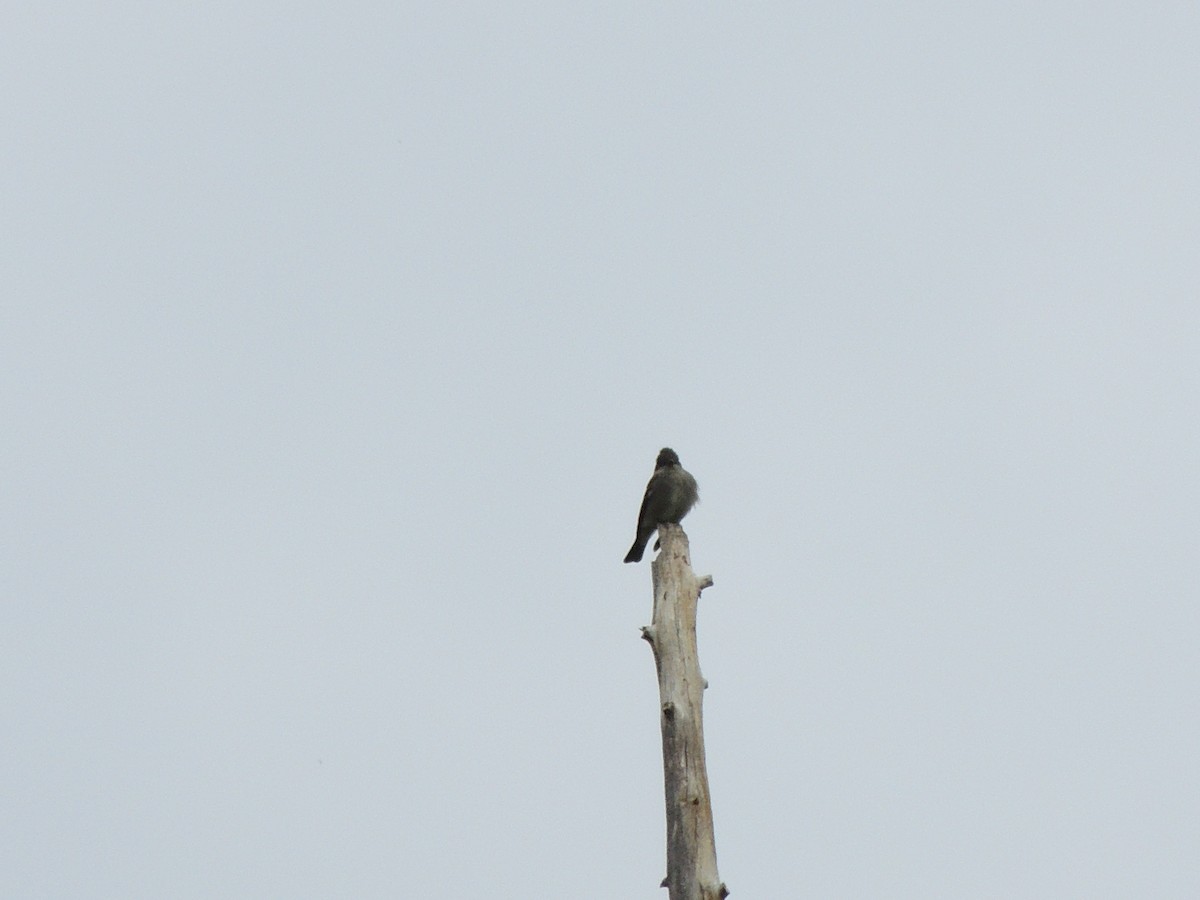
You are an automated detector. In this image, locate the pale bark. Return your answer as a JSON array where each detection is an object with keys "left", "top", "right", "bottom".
[{"left": 640, "top": 524, "right": 727, "bottom": 900}]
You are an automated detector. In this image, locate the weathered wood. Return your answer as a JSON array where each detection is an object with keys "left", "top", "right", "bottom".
[{"left": 640, "top": 524, "right": 727, "bottom": 900}]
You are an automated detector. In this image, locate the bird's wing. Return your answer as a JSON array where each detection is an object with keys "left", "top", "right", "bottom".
[{"left": 636, "top": 472, "right": 663, "bottom": 530}]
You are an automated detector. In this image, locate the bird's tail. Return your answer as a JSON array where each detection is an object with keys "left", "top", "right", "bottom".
[{"left": 623, "top": 536, "right": 648, "bottom": 563}]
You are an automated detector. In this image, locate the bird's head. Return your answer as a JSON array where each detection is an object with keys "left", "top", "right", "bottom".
[{"left": 656, "top": 448, "right": 680, "bottom": 468}]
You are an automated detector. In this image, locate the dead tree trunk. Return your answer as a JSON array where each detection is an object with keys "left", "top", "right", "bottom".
[{"left": 640, "top": 524, "right": 728, "bottom": 900}]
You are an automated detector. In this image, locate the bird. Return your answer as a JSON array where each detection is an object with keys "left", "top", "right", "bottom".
[{"left": 623, "top": 448, "right": 699, "bottom": 563}]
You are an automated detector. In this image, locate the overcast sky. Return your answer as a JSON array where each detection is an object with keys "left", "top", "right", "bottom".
[{"left": 4, "top": 3, "right": 1198, "bottom": 898}]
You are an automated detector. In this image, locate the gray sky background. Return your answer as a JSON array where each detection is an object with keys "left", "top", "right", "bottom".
[{"left": 4, "top": 4, "right": 1198, "bottom": 898}]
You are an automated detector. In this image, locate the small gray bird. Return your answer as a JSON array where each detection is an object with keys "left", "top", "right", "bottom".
[{"left": 623, "top": 448, "right": 699, "bottom": 563}]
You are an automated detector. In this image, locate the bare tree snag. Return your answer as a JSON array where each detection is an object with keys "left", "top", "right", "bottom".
[{"left": 639, "top": 524, "right": 728, "bottom": 900}]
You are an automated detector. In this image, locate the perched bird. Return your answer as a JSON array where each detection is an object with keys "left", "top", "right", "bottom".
[{"left": 623, "top": 448, "right": 699, "bottom": 563}]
